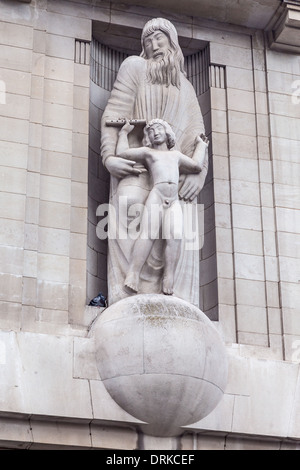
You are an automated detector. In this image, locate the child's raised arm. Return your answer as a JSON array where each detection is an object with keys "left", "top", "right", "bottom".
[{"left": 116, "top": 119, "right": 135, "bottom": 156}]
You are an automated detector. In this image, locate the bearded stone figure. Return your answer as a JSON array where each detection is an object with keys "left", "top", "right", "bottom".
[{"left": 101, "top": 18, "right": 208, "bottom": 306}]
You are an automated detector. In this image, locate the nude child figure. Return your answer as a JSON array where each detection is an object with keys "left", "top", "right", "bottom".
[{"left": 116, "top": 119, "right": 209, "bottom": 295}]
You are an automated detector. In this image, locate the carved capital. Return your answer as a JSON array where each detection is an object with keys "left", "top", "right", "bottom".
[{"left": 267, "top": 0, "right": 300, "bottom": 53}]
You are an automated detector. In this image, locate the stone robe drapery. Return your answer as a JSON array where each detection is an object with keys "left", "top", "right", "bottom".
[{"left": 101, "top": 56, "right": 207, "bottom": 306}]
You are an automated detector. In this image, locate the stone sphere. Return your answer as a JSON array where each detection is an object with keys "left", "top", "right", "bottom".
[{"left": 91, "top": 294, "right": 228, "bottom": 437}]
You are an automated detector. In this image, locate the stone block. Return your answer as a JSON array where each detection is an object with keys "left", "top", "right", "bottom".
[
  {"left": 40, "top": 175, "right": 71, "bottom": 205},
  {"left": 236, "top": 279, "right": 266, "bottom": 307},
  {"left": 71, "top": 181, "right": 88, "bottom": 208},
  {"left": 263, "top": 230, "right": 277, "bottom": 257},
  {"left": 231, "top": 180, "right": 260, "bottom": 206},
  {"left": 233, "top": 228, "right": 263, "bottom": 256},
  {"left": 273, "top": 160, "right": 300, "bottom": 187},
  {"left": 0, "top": 301, "right": 22, "bottom": 330},
  {"left": 267, "top": 49, "right": 300, "bottom": 75},
  {"left": 237, "top": 305, "right": 268, "bottom": 334},
  {"left": 71, "top": 156, "right": 88, "bottom": 183},
  {"left": 37, "top": 280, "right": 68, "bottom": 312},
  {"left": 268, "top": 308, "right": 282, "bottom": 335},
  {"left": 0, "top": 44, "right": 32, "bottom": 73},
  {"left": 230, "top": 156, "right": 259, "bottom": 183},
  {"left": 38, "top": 227, "right": 70, "bottom": 257},
  {"left": 281, "top": 282, "right": 300, "bottom": 310},
  {"left": 217, "top": 278, "right": 235, "bottom": 306},
  {"left": 0, "top": 273, "right": 23, "bottom": 303},
  {"left": 210, "top": 43, "right": 252, "bottom": 69},
  {"left": 74, "top": 63, "right": 90, "bottom": 88},
  {"left": 0, "top": 167, "right": 26, "bottom": 195},
  {"left": 74, "top": 85, "right": 89, "bottom": 111},
  {"left": 31, "top": 420, "right": 91, "bottom": 449},
  {"left": 0, "top": 141, "right": 27, "bottom": 169},
  {"left": 39, "top": 200, "right": 70, "bottom": 230},
  {"left": 43, "top": 102, "right": 73, "bottom": 130},
  {"left": 0, "top": 93, "right": 30, "bottom": 120},
  {"left": 255, "top": 91, "right": 268, "bottom": 115},
  {"left": 0, "top": 245, "right": 23, "bottom": 276},
  {"left": 212, "top": 155, "right": 229, "bottom": 181},
  {"left": 283, "top": 308, "right": 300, "bottom": 336},
  {"left": 44, "top": 56, "right": 74, "bottom": 83},
  {"left": 276, "top": 207, "right": 300, "bottom": 233},
  {"left": 0, "top": 219, "right": 24, "bottom": 248},
  {"left": 41, "top": 151, "right": 72, "bottom": 179},
  {"left": 214, "top": 178, "right": 230, "bottom": 204},
  {"left": 215, "top": 227, "right": 233, "bottom": 254},
  {"left": 44, "top": 79, "right": 73, "bottom": 106},
  {"left": 277, "top": 232, "right": 300, "bottom": 259},
  {"left": 226, "top": 66, "right": 254, "bottom": 91},
  {"left": 212, "top": 132, "right": 228, "bottom": 157},
  {"left": 23, "top": 250, "right": 37, "bottom": 278},
  {"left": 218, "top": 304, "right": 236, "bottom": 344},
  {"left": 91, "top": 424, "right": 138, "bottom": 450},
  {"left": 0, "top": 192, "right": 26, "bottom": 221},
  {"left": 232, "top": 204, "right": 262, "bottom": 231},
  {"left": 265, "top": 256, "right": 279, "bottom": 282},
  {"left": 256, "top": 113, "right": 270, "bottom": 138},
  {"left": 0, "top": 115, "right": 29, "bottom": 145},
  {"left": 22, "top": 277, "right": 37, "bottom": 306},
  {"left": 274, "top": 184, "right": 300, "bottom": 210},
  {"left": 47, "top": 11, "right": 91, "bottom": 41},
  {"left": 268, "top": 70, "right": 299, "bottom": 95},
  {"left": 232, "top": 359, "right": 298, "bottom": 436},
  {"left": 46, "top": 33, "right": 75, "bottom": 60},
  {"left": 42, "top": 126, "right": 72, "bottom": 154},
  {"left": 227, "top": 88, "right": 255, "bottom": 114},
  {"left": 70, "top": 232, "right": 87, "bottom": 260},
  {"left": 260, "top": 183, "right": 274, "bottom": 208},
  {"left": 0, "top": 417, "right": 32, "bottom": 449},
  {"left": 271, "top": 136, "right": 299, "bottom": 164},
  {"left": 214, "top": 203, "right": 231, "bottom": 229},
  {"left": 228, "top": 110, "right": 257, "bottom": 137},
  {"left": 217, "top": 252, "right": 233, "bottom": 279},
  {"left": 211, "top": 109, "right": 227, "bottom": 134},
  {"left": 229, "top": 133, "right": 257, "bottom": 159},
  {"left": 234, "top": 253, "right": 265, "bottom": 282},
  {"left": 71, "top": 206, "right": 88, "bottom": 234},
  {"left": 266, "top": 281, "right": 280, "bottom": 309},
  {"left": 37, "top": 253, "right": 69, "bottom": 283}
]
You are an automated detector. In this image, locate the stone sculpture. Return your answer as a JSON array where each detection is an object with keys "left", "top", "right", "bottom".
[
  {"left": 93, "top": 18, "right": 228, "bottom": 438},
  {"left": 101, "top": 17, "right": 208, "bottom": 306},
  {"left": 116, "top": 118, "right": 209, "bottom": 295}
]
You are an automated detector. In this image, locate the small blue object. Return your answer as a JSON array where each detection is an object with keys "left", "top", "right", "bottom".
[{"left": 89, "top": 292, "right": 107, "bottom": 307}]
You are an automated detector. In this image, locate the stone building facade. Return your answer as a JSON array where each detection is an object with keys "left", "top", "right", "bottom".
[{"left": 0, "top": 0, "right": 299, "bottom": 449}]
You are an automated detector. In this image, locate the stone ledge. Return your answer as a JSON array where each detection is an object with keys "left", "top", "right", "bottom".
[{"left": 268, "top": 1, "right": 300, "bottom": 53}]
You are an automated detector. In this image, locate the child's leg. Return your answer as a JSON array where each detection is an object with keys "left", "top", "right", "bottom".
[
  {"left": 162, "top": 238, "right": 181, "bottom": 295},
  {"left": 162, "top": 200, "right": 182, "bottom": 295},
  {"left": 125, "top": 189, "right": 162, "bottom": 292}
]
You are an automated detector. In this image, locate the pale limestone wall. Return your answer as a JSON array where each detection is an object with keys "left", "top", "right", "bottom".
[{"left": 0, "top": 0, "right": 299, "bottom": 449}]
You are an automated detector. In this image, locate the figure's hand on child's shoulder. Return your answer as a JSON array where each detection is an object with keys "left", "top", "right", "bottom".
[{"left": 195, "top": 134, "right": 209, "bottom": 147}]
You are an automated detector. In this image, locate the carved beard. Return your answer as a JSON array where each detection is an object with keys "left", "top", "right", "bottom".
[{"left": 146, "top": 50, "right": 181, "bottom": 88}]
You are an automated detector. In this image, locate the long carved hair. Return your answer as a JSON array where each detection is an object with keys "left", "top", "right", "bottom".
[{"left": 140, "top": 18, "right": 186, "bottom": 89}]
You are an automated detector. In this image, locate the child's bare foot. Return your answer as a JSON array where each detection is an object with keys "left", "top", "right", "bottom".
[
  {"left": 162, "top": 276, "right": 174, "bottom": 295},
  {"left": 125, "top": 272, "right": 139, "bottom": 293}
]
